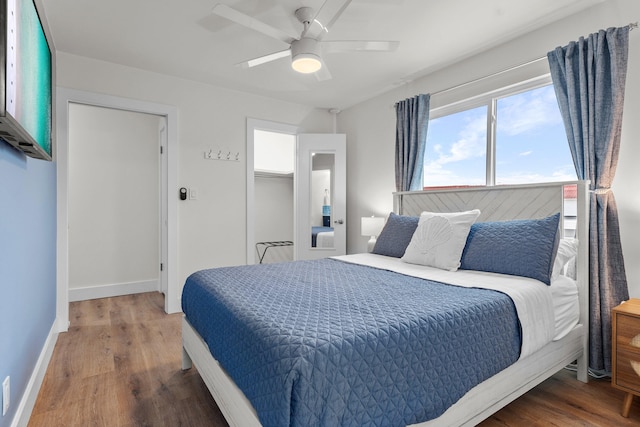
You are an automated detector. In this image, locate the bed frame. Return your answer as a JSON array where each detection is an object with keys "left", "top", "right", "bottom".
[{"left": 182, "top": 181, "right": 590, "bottom": 427}]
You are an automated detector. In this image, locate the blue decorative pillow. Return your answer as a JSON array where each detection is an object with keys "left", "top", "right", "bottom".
[
  {"left": 460, "top": 213, "right": 561, "bottom": 285},
  {"left": 372, "top": 212, "right": 419, "bottom": 258}
]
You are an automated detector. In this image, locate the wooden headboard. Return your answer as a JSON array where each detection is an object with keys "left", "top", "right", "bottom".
[
  {"left": 395, "top": 183, "right": 564, "bottom": 222},
  {"left": 393, "top": 180, "right": 590, "bottom": 381}
]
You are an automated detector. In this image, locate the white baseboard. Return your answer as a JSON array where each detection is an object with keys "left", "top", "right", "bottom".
[
  {"left": 69, "top": 279, "right": 159, "bottom": 302},
  {"left": 11, "top": 321, "right": 59, "bottom": 427}
]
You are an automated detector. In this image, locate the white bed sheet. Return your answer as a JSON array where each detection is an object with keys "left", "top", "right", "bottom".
[
  {"left": 550, "top": 274, "right": 580, "bottom": 340},
  {"left": 315, "top": 231, "right": 334, "bottom": 248},
  {"left": 333, "top": 253, "right": 557, "bottom": 358}
]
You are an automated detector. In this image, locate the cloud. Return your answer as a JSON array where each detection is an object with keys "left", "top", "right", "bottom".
[
  {"left": 425, "top": 164, "right": 486, "bottom": 187},
  {"left": 426, "top": 113, "right": 486, "bottom": 168},
  {"left": 497, "top": 86, "right": 563, "bottom": 136},
  {"left": 495, "top": 164, "right": 576, "bottom": 185},
  {"left": 519, "top": 150, "right": 533, "bottom": 156}
]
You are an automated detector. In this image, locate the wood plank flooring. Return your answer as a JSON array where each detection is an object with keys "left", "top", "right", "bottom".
[{"left": 29, "top": 292, "right": 640, "bottom": 426}]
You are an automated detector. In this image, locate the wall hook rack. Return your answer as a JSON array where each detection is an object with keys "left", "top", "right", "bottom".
[{"left": 204, "top": 149, "right": 240, "bottom": 162}]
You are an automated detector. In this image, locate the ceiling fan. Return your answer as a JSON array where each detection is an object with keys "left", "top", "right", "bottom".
[{"left": 212, "top": 0, "right": 399, "bottom": 80}]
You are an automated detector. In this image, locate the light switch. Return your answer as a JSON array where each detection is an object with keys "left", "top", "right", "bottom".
[{"left": 189, "top": 188, "right": 198, "bottom": 200}]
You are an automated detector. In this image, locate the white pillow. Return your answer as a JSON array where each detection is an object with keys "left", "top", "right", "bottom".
[
  {"left": 552, "top": 238, "right": 579, "bottom": 279},
  {"left": 401, "top": 209, "right": 481, "bottom": 271}
]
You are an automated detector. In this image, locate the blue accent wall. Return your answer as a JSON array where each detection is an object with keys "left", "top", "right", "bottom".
[{"left": 0, "top": 141, "right": 56, "bottom": 427}]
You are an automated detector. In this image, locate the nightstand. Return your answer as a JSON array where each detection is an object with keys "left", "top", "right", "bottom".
[{"left": 612, "top": 299, "right": 640, "bottom": 417}]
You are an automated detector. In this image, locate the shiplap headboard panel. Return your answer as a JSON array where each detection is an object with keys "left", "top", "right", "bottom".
[{"left": 394, "top": 183, "right": 563, "bottom": 223}]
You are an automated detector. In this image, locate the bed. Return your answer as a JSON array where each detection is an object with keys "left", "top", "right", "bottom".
[{"left": 181, "top": 181, "right": 589, "bottom": 427}]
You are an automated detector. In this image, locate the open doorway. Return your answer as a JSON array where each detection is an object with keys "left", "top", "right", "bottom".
[
  {"left": 253, "top": 129, "right": 296, "bottom": 264},
  {"left": 56, "top": 88, "right": 179, "bottom": 332},
  {"left": 246, "top": 119, "right": 298, "bottom": 264},
  {"left": 67, "top": 103, "right": 163, "bottom": 301}
]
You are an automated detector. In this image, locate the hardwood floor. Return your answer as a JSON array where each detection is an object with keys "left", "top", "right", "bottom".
[
  {"left": 29, "top": 292, "right": 640, "bottom": 426},
  {"left": 29, "top": 292, "right": 226, "bottom": 427}
]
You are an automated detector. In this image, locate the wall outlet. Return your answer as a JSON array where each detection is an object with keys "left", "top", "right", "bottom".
[{"left": 2, "top": 376, "right": 9, "bottom": 416}]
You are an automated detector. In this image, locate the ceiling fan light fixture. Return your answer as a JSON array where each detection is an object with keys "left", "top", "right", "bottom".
[
  {"left": 291, "top": 37, "right": 322, "bottom": 74},
  {"left": 213, "top": 3, "right": 400, "bottom": 80},
  {"left": 292, "top": 53, "right": 322, "bottom": 73}
]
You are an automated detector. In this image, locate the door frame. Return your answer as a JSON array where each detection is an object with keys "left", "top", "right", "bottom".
[
  {"left": 56, "top": 88, "right": 179, "bottom": 332},
  {"left": 246, "top": 118, "right": 299, "bottom": 264}
]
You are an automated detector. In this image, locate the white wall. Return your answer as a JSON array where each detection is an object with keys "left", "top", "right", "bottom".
[
  {"left": 340, "top": 0, "right": 640, "bottom": 298},
  {"left": 68, "top": 103, "right": 161, "bottom": 297},
  {"left": 56, "top": 52, "right": 333, "bottom": 296},
  {"left": 254, "top": 130, "right": 295, "bottom": 173}
]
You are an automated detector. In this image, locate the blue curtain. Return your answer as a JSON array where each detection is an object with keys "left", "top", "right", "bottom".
[
  {"left": 548, "top": 26, "right": 630, "bottom": 373},
  {"left": 395, "top": 94, "right": 430, "bottom": 191}
]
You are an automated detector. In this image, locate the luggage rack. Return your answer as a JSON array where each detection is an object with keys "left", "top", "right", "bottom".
[{"left": 255, "top": 241, "right": 293, "bottom": 264}]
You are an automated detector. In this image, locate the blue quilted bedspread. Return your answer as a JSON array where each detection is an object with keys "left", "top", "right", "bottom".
[{"left": 181, "top": 258, "right": 521, "bottom": 427}]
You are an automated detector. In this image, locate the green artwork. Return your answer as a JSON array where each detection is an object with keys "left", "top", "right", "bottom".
[{"left": 8, "top": 0, "right": 52, "bottom": 156}]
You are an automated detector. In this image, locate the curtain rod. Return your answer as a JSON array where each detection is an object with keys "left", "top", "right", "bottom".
[
  {"left": 429, "top": 56, "right": 547, "bottom": 98},
  {"left": 412, "top": 21, "right": 638, "bottom": 101},
  {"left": 392, "top": 56, "right": 546, "bottom": 106}
]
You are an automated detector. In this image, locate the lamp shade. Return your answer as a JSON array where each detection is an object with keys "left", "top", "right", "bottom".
[{"left": 361, "top": 216, "right": 385, "bottom": 237}]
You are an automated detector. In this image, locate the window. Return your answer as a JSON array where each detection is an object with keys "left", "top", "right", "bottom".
[
  {"left": 424, "top": 106, "right": 487, "bottom": 187},
  {"left": 424, "top": 79, "right": 576, "bottom": 188}
]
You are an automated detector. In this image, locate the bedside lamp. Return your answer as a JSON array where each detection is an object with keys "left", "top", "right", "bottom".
[{"left": 361, "top": 216, "right": 385, "bottom": 252}]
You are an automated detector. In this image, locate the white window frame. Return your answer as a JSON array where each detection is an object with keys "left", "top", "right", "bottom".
[{"left": 427, "top": 74, "right": 556, "bottom": 187}]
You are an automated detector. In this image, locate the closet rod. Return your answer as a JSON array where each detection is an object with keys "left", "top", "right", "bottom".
[{"left": 423, "top": 21, "right": 638, "bottom": 100}]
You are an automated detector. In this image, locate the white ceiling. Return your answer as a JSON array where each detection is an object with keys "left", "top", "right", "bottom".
[{"left": 41, "top": 0, "right": 603, "bottom": 110}]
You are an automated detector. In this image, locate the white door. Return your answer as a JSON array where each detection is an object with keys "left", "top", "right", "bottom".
[{"left": 295, "top": 133, "right": 346, "bottom": 260}]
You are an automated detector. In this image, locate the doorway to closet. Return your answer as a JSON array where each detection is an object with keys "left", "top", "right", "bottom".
[{"left": 246, "top": 119, "right": 298, "bottom": 264}]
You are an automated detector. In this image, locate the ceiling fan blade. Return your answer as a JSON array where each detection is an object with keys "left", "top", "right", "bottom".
[
  {"left": 212, "top": 3, "right": 297, "bottom": 45},
  {"left": 322, "top": 40, "right": 400, "bottom": 53},
  {"left": 302, "top": 0, "right": 353, "bottom": 40},
  {"left": 314, "top": 60, "right": 333, "bottom": 81},
  {"left": 236, "top": 49, "right": 291, "bottom": 68}
]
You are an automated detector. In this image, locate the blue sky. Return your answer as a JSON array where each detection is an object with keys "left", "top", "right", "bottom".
[{"left": 424, "top": 85, "right": 577, "bottom": 187}]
